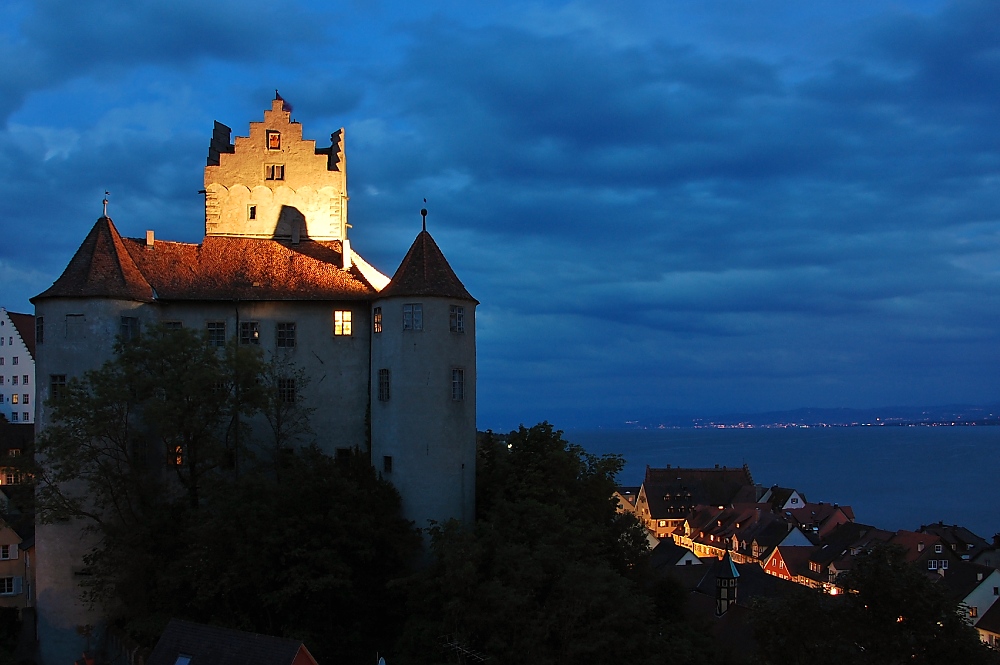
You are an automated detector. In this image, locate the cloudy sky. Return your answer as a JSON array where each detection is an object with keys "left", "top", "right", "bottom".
[{"left": 1, "top": 0, "right": 998, "bottom": 428}]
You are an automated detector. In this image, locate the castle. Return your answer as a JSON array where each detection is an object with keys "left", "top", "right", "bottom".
[{"left": 31, "top": 96, "right": 478, "bottom": 662}]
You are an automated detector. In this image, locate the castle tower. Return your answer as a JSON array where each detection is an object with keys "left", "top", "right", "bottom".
[
  {"left": 715, "top": 550, "right": 740, "bottom": 616},
  {"left": 204, "top": 93, "right": 349, "bottom": 242},
  {"left": 370, "top": 218, "right": 478, "bottom": 529}
]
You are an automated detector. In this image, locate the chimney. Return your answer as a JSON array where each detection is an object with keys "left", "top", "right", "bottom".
[
  {"left": 146, "top": 230, "right": 154, "bottom": 249},
  {"left": 342, "top": 238, "right": 352, "bottom": 270}
]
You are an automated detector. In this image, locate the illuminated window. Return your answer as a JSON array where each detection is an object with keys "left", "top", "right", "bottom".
[
  {"left": 451, "top": 368, "right": 464, "bottom": 401},
  {"left": 240, "top": 321, "right": 260, "bottom": 346},
  {"left": 373, "top": 307, "right": 382, "bottom": 334},
  {"left": 277, "top": 378, "right": 296, "bottom": 403},
  {"left": 266, "top": 130, "right": 281, "bottom": 150},
  {"left": 658, "top": 520, "right": 667, "bottom": 528},
  {"left": 265, "top": 164, "right": 285, "bottom": 181},
  {"left": 170, "top": 445, "right": 184, "bottom": 467},
  {"left": 333, "top": 310, "right": 352, "bottom": 336},
  {"left": 10, "top": 395, "right": 17, "bottom": 405},
  {"left": 206, "top": 322, "right": 226, "bottom": 347},
  {"left": 276, "top": 322, "right": 296, "bottom": 348},
  {"left": 120, "top": 316, "right": 140, "bottom": 342},
  {"left": 248, "top": 205, "right": 257, "bottom": 220},
  {"left": 403, "top": 304, "right": 422, "bottom": 331},
  {"left": 50, "top": 375, "right": 66, "bottom": 402},
  {"left": 378, "top": 369, "right": 390, "bottom": 401},
  {"left": 450, "top": 305, "right": 465, "bottom": 333},
  {"left": 970, "top": 606, "right": 979, "bottom": 618},
  {"left": 383, "top": 455, "right": 393, "bottom": 473},
  {"left": 35, "top": 317, "right": 43, "bottom": 344}
]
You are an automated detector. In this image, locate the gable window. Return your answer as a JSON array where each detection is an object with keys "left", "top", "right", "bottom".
[
  {"left": 265, "top": 164, "right": 285, "bottom": 181},
  {"left": 266, "top": 130, "right": 281, "bottom": 150},
  {"left": 35, "top": 317, "right": 43, "bottom": 344},
  {"left": 935, "top": 544, "right": 943, "bottom": 553},
  {"left": 333, "top": 310, "right": 352, "bottom": 336},
  {"left": 373, "top": 307, "right": 382, "bottom": 334},
  {"left": 928, "top": 560, "right": 938, "bottom": 570},
  {"left": 403, "top": 304, "right": 422, "bottom": 331},
  {"left": 277, "top": 378, "right": 296, "bottom": 403},
  {"left": 50, "top": 375, "right": 67, "bottom": 402},
  {"left": 120, "top": 316, "right": 140, "bottom": 342},
  {"left": 450, "top": 305, "right": 465, "bottom": 333},
  {"left": 248, "top": 205, "right": 257, "bottom": 220},
  {"left": 378, "top": 369, "right": 390, "bottom": 401},
  {"left": 206, "top": 322, "right": 226, "bottom": 346},
  {"left": 941, "top": 559, "right": 949, "bottom": 569},
  {"left": 276, "top": 322, "right": 296, "bottom": 348},
  {"left": 451, "top": 368, "right": 465, "bottom": 401},
  {"left": 0, "top": 546, "right": 15, "bottom": 561},
  {"left": 240, "top": 321, "right": 260, "bottom": 345}
]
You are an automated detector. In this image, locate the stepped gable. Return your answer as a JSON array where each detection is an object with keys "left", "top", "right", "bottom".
[
  {"left": 378, "top": 230, "right": 477, "bottom": 302},
  {"left": 34, "top": 217, "right": 153, "bottom": 302},
  {"left": 120, "top": 236, "right": 377, "bottom": 301},
  {"left": 6, "top": 312, "right": 35, "bottom": 359}
]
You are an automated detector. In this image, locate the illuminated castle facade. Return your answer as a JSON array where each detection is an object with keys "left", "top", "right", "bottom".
[{"left": 31, "top": 97, "right": 477, "bottom": 663}]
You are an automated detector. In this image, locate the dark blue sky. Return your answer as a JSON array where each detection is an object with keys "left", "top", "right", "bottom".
[{"left": 1, "top": 0, "right": 998, "bottom": 429}]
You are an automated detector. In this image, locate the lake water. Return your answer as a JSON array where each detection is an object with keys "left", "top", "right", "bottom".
[{"left": 566, "top": 426, "right": 1000, "bottom": 540}]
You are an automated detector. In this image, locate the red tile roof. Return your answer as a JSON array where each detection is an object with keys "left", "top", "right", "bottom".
[
  {"left": 34, "top": 217, "right": 382, "bottom": 303},
  {"left": 378, "top": 230, "right": 477, "bottom": 302}
]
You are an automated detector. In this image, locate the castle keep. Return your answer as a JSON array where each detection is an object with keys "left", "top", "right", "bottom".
[{"left": 31, "top": 96, "right": 477, "bottom": 662}]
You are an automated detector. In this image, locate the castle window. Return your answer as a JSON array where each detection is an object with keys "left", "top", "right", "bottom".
[
  {"left": 451, "top": 368, "right": 465, "bottom": 401},
  {"left": 450, "top": 305, "right": 465, "bottom": 333},
  {"left": 373, "top": 307, "right": 382, "bottom": 334},
  {"left": 22, "top": 376, "right": 27, "bottom": 385},
  {"left": 276, "top": 322, "right": 296, "bottom": 348},
  {"left": 10, "top": 395, "right": 16, "bottom": 405},
  {"left": 403, "top": 304, "right": 422, "bottom": 331},
  {"left": 50, "top": 375, "right": 66, "bottom": 401},
  {"left": 248, "top": 205, "right": 257, "bottom": 220},
  {"left": 120, "top": 316, "right": 140, "bottom": 342},
  {"left": 35, "top": 317, "right": 43, "bottom": 344},
  {"left": 267, "top": 130, "right": 281, "bottom": 150},
  {"left": 9, "top": 414, "right": 15, "bottom": 422},
  {"left": 333, "top": 310, "right": 352, "bottom": 336},
  {"left": 21, "top": 413, "right": 27, "bottom": 422},
  {"left": 378, "top": 369, "right": 390, "bottom": 401},
  {"left": 265, "top": 164, "right": 285, "bottom": 181},
  {"left": 240, "top": 322, "right": 260, "bottom": 345},
  {"left": 10, "top": 376, "right": 15, "bottom": 386},
  {"left": 383, "top": 455, "right": 393, "bottom": 473},
  {"left": 206, "top": 322, "right": 226, "bottom": 347},
  {"left": 0, "top": 377, "right": 4, "bottom": 384},
  {"left": 277, "top": 378, "right": 296, "bottom": 403},
  {"left": 22, "top": 395, "right": 28, "bottom": 405}
]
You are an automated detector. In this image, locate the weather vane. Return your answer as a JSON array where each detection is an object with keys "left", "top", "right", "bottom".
[
  {"left": 421, "top": 198, "right": 427, "bottom": 232},
  {"left": 103, "top": 191, "right": 110, "bottom": 217}
]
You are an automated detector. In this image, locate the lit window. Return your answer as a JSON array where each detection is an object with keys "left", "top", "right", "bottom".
[
  {"left": 50, "top": 375, "right": 67, "bottom": 402},
  {"left": 383, "top": 455, "right": 393, "bottom": 473},
  {"left": 10, "top": 395, "right": 17, "bottom": 405},
  {"left": 373, "top": 307, "right": 382, "bottom": 334},
  {"left": 970, "top": 606, "right": 979, "bottom": 618},
  {"left": 120, "top": 316, "right": 140, "bottom": 342},
  {"left": 35, "top": 317, "right": 43, "bottom": 344},
  {"left": 333, "top": 310, "right": 352, "bottom": 336},
  {"left": 206, "top": 322, "right": 226, "bottom": 347},
  {"left": 277, "top": 378, "right": 296, "bottom": 403},
  {"left": 658, "top": 520, "right": 667, "bottom": 527},
  {"left": 248, "top": 205, "right": 257, "bottom": 220},
  {"left": 378, "top": 369, "right": 390, "bottom": 401},
  {"left": 266, "top": 130, "right": 281, "bottom": 150},
  {"left": 265, "top": 164, "right": 285, "bottom": 181},
  {"left": 170, "top": 445, "right": 184, "bottom": 467},
  {"left": 403, "top": 304, "right": 422, "bottom": 331},
  {"left": 276, "top": 322, "right": 296, "bottom": 348},
  {"left": 450, "top": 305, "right": 465, "bottom": 333},
  {"left": 451, "top": 368, "right": 464, "bottom": 401},
  {"left": 240, "top": 321, "right": 260, "bottom": 345}
]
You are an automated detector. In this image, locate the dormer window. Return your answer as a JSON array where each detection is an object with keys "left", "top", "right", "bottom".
[{"left": 266, "top": 130, "right": 281, "bottom": 150}]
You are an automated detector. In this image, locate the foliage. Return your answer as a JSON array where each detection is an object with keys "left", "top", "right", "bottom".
[
  {"left": 752, "top": 544, "right": 1000, "bottom": 665},
  {"left": 398, "top": 423, "right": 707, "bottom": 665}
]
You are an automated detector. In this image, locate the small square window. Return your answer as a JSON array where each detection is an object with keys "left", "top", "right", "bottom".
[
  {"left": 383, "top": 455, "right": 393, "bottom": 473},
  {"left": 265, "top": 164, "right": 285, "bottom": 181},
  {"left": 240, "top": 321, "right": 260, "bottom": 346},
  {"left": 206, "top": 322, "right": 226, "bottom": 347},
  {"left": 266, "top": 130, "right": 281, "bottom": 150},
  {"left": 248, "top": 205, "right": 257, "bottom": 220},
  {"left": 372, "top": 307, "right": 382, "bottom": 334},
  {"left": 403, "top": 304, "right": 422, "bottom": 331},
  {"left": 334, "top": 310, "right": 352, "bottom": 336},
  {"left": 378, "top": 369, "right": 390, "bottom": 401},
  {"left": 935, "top": 544, "right": 942, "bottom": 554},
  {"left": 451, "top": 368, "right": 465, "bottom": 401},
  {"left": 276, "top": 322, "right": 296, "bottom": 348},
  {"left": 450, "top": 305, "right": 465, "bottom": 333}
]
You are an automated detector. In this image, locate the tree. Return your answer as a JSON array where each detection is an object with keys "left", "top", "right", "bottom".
[
  {"left": 398, "top": 423, "right": 706, "bottom": 665},
  {"left": 258, "top": 353, "right": 315, "bottom": 479},
  {"left": 753, "top": 544, "right": 1000, "bottom": 665}
]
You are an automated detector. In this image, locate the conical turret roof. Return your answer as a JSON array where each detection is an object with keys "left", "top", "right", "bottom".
[
  {"left": 33, "top": 217, "right": 154, "bottom": 302},
  {"left": 378, "top": 230, "right": 477, "bottom": 303}
]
